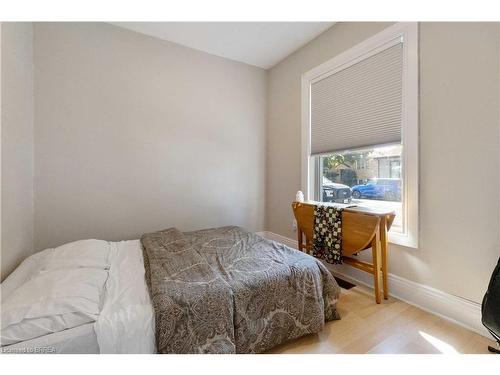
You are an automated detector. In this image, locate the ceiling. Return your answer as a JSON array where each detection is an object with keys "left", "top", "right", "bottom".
[{"left": 109, "top": 22, "right": 335, "bottom": 69}]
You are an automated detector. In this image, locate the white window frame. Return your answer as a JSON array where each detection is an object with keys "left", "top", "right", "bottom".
[{"left": 301, "top": 22, "right": 419, "bottom": 248}]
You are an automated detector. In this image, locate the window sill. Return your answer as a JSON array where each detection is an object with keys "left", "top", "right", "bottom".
[{"left": 389, "top": 231, "right": 418, "bottom": 249}]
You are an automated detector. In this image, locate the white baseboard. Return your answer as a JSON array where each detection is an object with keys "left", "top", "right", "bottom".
[{"left": 257, "top": 231, "right": 490, "bottom": 339}]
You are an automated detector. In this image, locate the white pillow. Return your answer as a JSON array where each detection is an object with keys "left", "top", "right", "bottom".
[
  {"left": 1, "top": 248, "right": 53, "bottom": 303},
  {"left": 41, "top": 239, "right": 111, "bottom": 272},
  {"left": 1, "top": 268, "right": 108, "bottom": 345}
]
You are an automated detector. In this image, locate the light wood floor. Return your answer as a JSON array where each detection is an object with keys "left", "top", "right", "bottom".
[{"left": 268, "top": 285, "right": 497, "bottom": 354}]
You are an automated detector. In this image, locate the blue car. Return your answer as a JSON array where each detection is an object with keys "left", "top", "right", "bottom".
[{"left": 351, "top": 178, "right": 401, "bottom": 201}]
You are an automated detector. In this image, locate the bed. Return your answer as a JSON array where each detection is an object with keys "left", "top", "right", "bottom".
[{"left": 1, "top": 226, "right": 340, "bottom": 354}]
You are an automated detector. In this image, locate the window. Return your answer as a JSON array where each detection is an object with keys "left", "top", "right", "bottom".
[{"left": 301, "top": 23, "right": 418, "bottom": 248}]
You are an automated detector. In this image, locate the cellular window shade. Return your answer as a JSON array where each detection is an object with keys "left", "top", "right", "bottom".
[{"left": 310, "top": 43, "right": 403, "bottom": 155}]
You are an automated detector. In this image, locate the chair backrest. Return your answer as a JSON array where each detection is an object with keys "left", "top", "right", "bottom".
[{"left": 291, "top": 202, "right": 380, "bottom": 257}]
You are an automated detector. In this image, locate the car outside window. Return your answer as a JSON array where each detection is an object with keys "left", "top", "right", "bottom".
[{"left": 316, "top": 144, "right": 403, "bottom": 234}]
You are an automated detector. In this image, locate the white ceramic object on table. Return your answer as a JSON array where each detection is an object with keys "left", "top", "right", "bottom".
[{"left": 295, "top": 191, "right": 305, "bottom": 202}]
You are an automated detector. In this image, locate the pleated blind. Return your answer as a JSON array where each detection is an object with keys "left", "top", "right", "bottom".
[{"left": 310, "top": 42, "right": 403, "bottom": 155}]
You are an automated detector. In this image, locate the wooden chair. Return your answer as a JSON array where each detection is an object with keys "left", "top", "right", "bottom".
[{"left": 292, "top": 201, "right": 395, "bottom": 304}]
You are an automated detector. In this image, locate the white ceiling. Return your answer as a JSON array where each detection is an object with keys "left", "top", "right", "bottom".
[{"left": 109, "top": 22, "right": 335, "bottom": 69}]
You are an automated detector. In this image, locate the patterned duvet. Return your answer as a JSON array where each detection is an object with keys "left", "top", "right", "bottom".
[{"left": 141, "top": 226, "right": 340, "bottom": 353}]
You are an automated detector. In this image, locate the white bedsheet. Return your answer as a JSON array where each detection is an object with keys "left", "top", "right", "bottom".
[
  {"left": 1, "top": 239, "right": 156, "bottom": 354},
  {"left": 94, "top": 240, "right": 156, "bottom": 353},
  {"left": 1, "top": 323, "right": 99, "bottom": 354}
]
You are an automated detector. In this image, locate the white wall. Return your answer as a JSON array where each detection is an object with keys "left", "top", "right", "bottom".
[
  {"left": 266, "top": 22, "right": 500, "bottom": 304},
  {"left": 1, "top": 23, "right": 34, "bottom": 281},
  {"left": 34, "top": 23, "right": 267, "bottom": 250}
]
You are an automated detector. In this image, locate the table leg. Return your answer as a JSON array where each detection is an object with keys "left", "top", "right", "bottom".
[
  {"left": 380, "top": 216, "right": 389, "bottom": 300},
  {"left": 372, "top": 229, "right": 382, "bottom": 304},
  {"left": 297, "top": 230, "right": 303, "bottom": 252}
]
